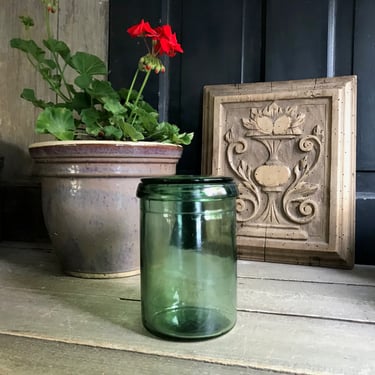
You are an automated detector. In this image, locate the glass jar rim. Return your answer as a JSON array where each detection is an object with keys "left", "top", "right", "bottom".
[
  {"left": 139, "top": 175, "right": 234, "bottom": 185},
  {"left": 137, "top": 175, "right": 238, "bottom": 200}
]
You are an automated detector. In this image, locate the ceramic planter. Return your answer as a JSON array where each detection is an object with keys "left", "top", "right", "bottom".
[{"left": 29, "top": 141, "right": 182, "bottom": 278}]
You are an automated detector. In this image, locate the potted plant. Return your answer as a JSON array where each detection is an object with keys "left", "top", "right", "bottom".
[{"left": 10, "top": 0, "right": 193, "bottom": 278}]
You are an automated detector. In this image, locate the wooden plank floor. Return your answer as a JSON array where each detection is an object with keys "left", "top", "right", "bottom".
[{"left": 0, "top": 243, "right": 374, "bottom": 375}]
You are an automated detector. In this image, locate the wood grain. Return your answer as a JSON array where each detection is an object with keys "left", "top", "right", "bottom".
[
  {"left": 0, "top": 244, "right": 375, "bottom": 374},
  {"left": 0, "top": 334, "right": 266, "bottom": 375}
]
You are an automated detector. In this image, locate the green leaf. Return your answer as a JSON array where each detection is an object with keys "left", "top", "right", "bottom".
[
  {"left": 126, "top": 106, "right": 158, "bottom": 136},
  {"left": 70, "top": 52, "right": 107, "bottom": 76},
  {"left": 102, "top": 97, "right": 126, "bottom": 115},
  {"left": 81, "top": 108, "right": 100, "bottom": 125},
  {"left": 144, "top": 121, "right": 194, "bottom": 145},
  {"left": 172, "top": 132, "right": 194, "bottom": 145},
  {"left": 43, "top": 59, "right": 57, "bottom": 69},
  {"left": 80, "top": 108, "right": 101, "bottom": 131},
  {"left": 10, "top": 38, "right": 45, "bottom": 62},
  {"left": 137, "top": 99, "right": 156, "bottom": 113},
  {"left": 118, "top": 88, "right": 139, "bottom": 102},
  {"left": 70, "top": 92, "right": 91, "bottom": 111},
  {"left": 19, "top": 16, "right": 34, "bottom": 30},
  {"left": 20, "top": 88, "right": 52, "bottom": 109},
  {"left": 103, "top": 125, "right": 123, "bottom": 140},
  {"left": 119, "top": 120, "right": 144, "bottom": 141},
  {"left": 88, "top": 80, "right": 119, "bottom": 100},
  {"left": 80, "top": 108, "right": 102, "bottom": 137},
  {"left": 43, "top": 39, "right": 71, "bottom": 62},
  {"left": 36, "top": 107, "right": 75, "bottom": 140},
  {"left": 74, "top": 74, "right": 92, "bottom": 89}
]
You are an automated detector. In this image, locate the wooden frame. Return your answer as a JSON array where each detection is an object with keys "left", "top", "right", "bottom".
[{"left": 202, "top": 76, "right": 357, "bottom": 268}]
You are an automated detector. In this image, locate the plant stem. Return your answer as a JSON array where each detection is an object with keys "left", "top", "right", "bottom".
[
  {"left": 130, "top": 69, "right": 152, "bottom": 125},
  {"left": 134, "top": 69, "right": 151, "bottom": 108},
  {"left": 44, "top": 6, "right": 52, "bottom": 39},
  {"left": 26, "top": 53, "right": 70, "bottom": 102},
  {"left": 125, "top": 69, "right": 139, "bottom": 104},
  {"left": 44, "top": 5, "right": 73, "bottom": 101}
]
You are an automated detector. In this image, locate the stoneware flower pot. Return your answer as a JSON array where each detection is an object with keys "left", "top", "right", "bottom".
[{"left": 29, "top": 140, "right": 182, "bottom": 278}]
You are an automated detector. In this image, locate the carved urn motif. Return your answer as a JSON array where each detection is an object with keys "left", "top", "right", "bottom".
[{"left": 225, "top": 101, "right": 323, "bottom": 240}]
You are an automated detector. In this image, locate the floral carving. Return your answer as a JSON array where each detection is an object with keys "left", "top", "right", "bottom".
[
  {"left": 242, "top": 102, "right": 305, "bottom": 136},
  {"left": 225, "top": 101, "right": 323, "bottom": 240}
]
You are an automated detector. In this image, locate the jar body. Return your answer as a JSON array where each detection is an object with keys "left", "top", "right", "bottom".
[{"left": 137, "top": 176, "right": 237, "bottom": 340}]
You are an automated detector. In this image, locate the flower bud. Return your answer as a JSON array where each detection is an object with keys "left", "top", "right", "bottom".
[{"left": 47, "top": 2, "right": 57, "bottom": 13}]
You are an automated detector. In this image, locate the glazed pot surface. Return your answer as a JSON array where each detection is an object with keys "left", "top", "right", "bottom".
[{"left": 30, "top": 141, "right": 182, "bottom": 278}]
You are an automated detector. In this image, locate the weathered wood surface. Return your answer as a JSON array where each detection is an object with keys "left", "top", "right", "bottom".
[
  {"left": 0, "top": 334, "right": 264, "bottom": 375},
  {"left": 0, "top": 243, "right": 375, "bottom": 374},
  {"left": 0, "top": 0, "right": 109, "bottom": 181}
]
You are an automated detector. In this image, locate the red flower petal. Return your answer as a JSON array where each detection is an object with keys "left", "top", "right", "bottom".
[
  {"left": 127, "top": 19, "right": 157, "bottom": 38},
  {"left": 154, "top": 25, "right": 183, "bottom": 57}
]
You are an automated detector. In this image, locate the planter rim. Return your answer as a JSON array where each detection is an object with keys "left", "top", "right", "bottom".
[
  {"left": 29, "top": 140, "right": 183, "bottom": 161},
  {"left": 28, "top": 140, "right": 183, "bottom": 176},
  {"left": 29, "top": 140, "right": 183, "bottom": 149}
]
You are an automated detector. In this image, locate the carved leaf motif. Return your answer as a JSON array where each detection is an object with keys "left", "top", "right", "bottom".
[
  {"left": 295, "top": 156, "right": 308, "bottom": 176},
  {"left": 294, "top": 113, "right": 306, "bottom": 126},
  {"left": 236, "top": 180, "right": 261, "bottom": 222},
  {"left": 312, "top": 124, "right": 324, "bottom": 139},
  {"left": 274, "top": 115, "right": 291, "bottom": 134},
  {"left": 257, "top": 116, "right": 274, "bottom": 134},
  {"left": 285, "top": 106, "right": 298, "bottom": 117},
  {"left": 243, "top": 102, "right": 306, "bottom": 136},
  {"left": 238, "top": 160, "right": 251, "bottom": 181},
  {"left": 264, "top": 102, "right": 281, "bottom": 117},
  {"left": 291, "top": 182, "right": 319, "bottom": 200},
  {"left": 225, "top": 128, "right": 234, "bottom": 143}
]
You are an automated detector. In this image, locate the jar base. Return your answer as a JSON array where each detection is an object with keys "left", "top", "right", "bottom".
[{"left": 144, "top": 306, "right": 235, "bottom": 340}]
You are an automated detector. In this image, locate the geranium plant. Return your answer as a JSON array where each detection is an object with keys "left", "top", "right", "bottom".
[{"left": 10, "top": 0, "right": 193, "bottom": 145}]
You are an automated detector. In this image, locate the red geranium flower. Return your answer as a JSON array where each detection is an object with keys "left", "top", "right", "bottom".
[
  {"left": 127, "top": 19, "right": 157, "bottom": 38},
  {"left": 125, "top": 20, "right": 184, "bottom": 108},
  {"left": 154, "top": 25, "right": 184, "bottom": 57}
]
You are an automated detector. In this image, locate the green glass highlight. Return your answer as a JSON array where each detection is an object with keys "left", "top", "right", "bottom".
[{"left": 137, "top": 176, "right": 238, "bottom": 340}]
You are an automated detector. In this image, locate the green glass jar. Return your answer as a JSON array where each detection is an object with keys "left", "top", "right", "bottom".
[{"left": 136, "top": 176, "right": 238, "bottom": 340}]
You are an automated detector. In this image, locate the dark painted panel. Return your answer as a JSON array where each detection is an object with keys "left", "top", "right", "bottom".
[
  {"left": 334, "top": 0, "right": 355, "bottom": 76},
  {"left": 356, "top": 197, "right": 375, "bottom": 264},
  {"left": 242, "top": 0, "right": 265, "bottom": 83},
  {"left": 171, "top": 0, "right": 248, "bottom": 174},
  {"left": 357, "top": 172, "right": 375, "bottom": 192},
  {"left": 353, "top": 0, "right": 375, "bottom": 171},
  {"left": 265, "top": 0, "right": 328, "bottom": 81},
  {"left": 356, "top": 173, "right": 375, "bottom": 264}
]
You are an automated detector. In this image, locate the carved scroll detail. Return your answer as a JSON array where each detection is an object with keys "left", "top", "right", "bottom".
[
  {"left": 225, "top": 129, "right": 260, "bottom": 222},
  {"left": 283, "top": 128, "right": 323, "bottom": 224}
]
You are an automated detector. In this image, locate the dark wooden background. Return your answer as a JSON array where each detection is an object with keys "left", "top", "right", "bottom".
[{"left": 109, "top": 0, "right": 375, "bottom": 264}]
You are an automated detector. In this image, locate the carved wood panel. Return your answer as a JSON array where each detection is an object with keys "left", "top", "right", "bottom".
[{"left": 202, "top": 76, "right": 356, "bottom": 268}]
